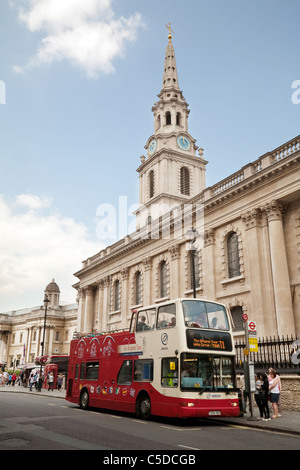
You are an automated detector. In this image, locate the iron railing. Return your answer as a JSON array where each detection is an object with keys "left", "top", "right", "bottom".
[{"left": 235, "top": 335, "right": 300, "bottom": 374}]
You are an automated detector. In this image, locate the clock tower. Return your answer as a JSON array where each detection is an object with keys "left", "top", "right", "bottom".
[{"left": 135, "top": 24, "right": 207, "bottom": 230}]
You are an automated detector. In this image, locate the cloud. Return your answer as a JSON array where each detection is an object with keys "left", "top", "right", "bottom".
[
  {"left": 0, "top": 194, "right": 103, "bottom": 311},
  {"left": 15, "top": 0, "right": 144, "bottom": 78}
]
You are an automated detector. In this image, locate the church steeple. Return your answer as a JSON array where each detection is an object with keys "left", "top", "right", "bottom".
[
  {"left": 151, "top": 23, "right": 190, "bottom": 136},
  {"left": 135, "top": 26, "right": 207, "bottom": 230}
]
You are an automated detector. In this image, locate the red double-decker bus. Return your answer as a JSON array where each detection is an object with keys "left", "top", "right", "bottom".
[
  {"left": 66, "top": 298, "right": 239, "bottom": 419},
  {"left": 43, "top": 355, "right": 69, "bottom": 389}
]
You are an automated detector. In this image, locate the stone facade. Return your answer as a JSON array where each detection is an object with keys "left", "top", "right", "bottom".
[
  {"left": 280, "top": 376, "right": 300, "bottom": 412},
  {"left": 73, "top": 34, "right": 300, "bottom": 340}
]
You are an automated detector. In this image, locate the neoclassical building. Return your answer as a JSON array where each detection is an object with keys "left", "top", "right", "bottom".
[
  {"left": 73, "top": 30, "right": 300, "bottom": 340},
  {"left": 0, "top": 280, "right": 77, "bottom": 369}
]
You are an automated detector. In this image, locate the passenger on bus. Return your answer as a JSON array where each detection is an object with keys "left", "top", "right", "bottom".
[
  {"left": 210, "top": 317, "right": 226, "bottom": 330},
  {"left": 137, "top": 316, "right": 149, "bottom": 331}
]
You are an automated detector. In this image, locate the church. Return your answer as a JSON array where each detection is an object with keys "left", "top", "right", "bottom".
[{"left": 73, "top": 28, "right": 300, "bottom": 340}]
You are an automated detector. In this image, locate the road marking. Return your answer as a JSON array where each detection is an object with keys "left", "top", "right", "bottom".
[
  {"left": 225, "top": 423, "right": 300, "bottom": 439},
  {"left": 178, "top": 444, "right": 202, "bottom": 450},
  {"left": 161, "top": 425, "right": 202, "bottom": 432}
]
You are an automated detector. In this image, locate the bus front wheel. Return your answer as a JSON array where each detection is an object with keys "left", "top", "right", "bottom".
[
  {"left": 79, "top": 389, "right": 89, "bottom": 410},
  {"left": 136, "top": 393, "right": 151, "bottom": 420}
]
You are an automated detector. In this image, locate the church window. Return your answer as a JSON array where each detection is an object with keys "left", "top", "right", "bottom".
[
  {"left": 227, "top": 232, "right": 241, "bottom": 278},
  {"left": 176, "top": 112, "right": 181, "bottom": 126},
  {"left": 165, "top": 111, "right": 171, "bottom": 125},
  {"left": 180, "top": 166, "right": 190, "bottom": 196},
  {"left": 135, "top": 271, "right": 142, "bottom": 305},
  {"left": 114, "top": 280, "right": 120, "bottom": 311},
  {"left": 149, "top": 170, "right": 155, "bottom": 198},
  {"left": 231, "top": 306, "right": 244, "bottom": 331},
  {"left": 160, "top": 261, "right": 168, "bottom": 298}
]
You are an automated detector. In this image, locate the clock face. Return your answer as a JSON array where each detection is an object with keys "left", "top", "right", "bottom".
[
  {"left": 148, "top": 138, "right": 157, "bottom": 156},
  {"left": 177, "top": 135, "right": 191, "bottom": 151}
]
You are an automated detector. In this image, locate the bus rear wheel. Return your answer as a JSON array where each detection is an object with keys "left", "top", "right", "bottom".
[
  {"left": 79, "top": 389, "right": 89, "bottom": 410},
  {"left": 136, "top": 393, "right": 151, "bottom": 420}
]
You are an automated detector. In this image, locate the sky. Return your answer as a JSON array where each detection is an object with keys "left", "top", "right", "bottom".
[{"left": 0, "top": 0, "right": 299, "bottom": 312}]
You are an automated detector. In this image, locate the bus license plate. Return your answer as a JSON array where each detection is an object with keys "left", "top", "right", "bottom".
[{"left": 209, "top": 411, "right": 221, "bottom": 416}]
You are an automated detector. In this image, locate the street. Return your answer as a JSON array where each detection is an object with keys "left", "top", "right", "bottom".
[{"left": 0, "top": 393, "right": 299, "bottom": 451}]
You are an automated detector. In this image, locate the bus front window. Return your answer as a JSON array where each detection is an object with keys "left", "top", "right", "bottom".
[
  {"left": 180, "top": 353, "right": 235, "bottom": 391},
  {"left": 182, "top": 300, "right": 229, "bottom": 330}
]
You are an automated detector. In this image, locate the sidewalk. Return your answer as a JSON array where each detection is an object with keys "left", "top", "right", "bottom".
[{"left": 1, "top": 385, "right": 299, "bottom": 436}]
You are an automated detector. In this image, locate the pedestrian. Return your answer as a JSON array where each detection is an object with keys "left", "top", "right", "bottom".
[
  {"left": 48, "top": 372, "right": 54, "bottom": 391},
  {"left": 12, "top": 372, "right": 17, "bottom": 386},
  {"left": 57, "top": 373, "right": 63, "bottom": 392},
  {"left": 240, "top": 375, "right": 250, "bottom": 413},
  {"left": 268, "top": 368, "right": 280, "bottom": 419},
  {"left": 260, "top": 373, "right": 270, "bottom": 421},
  {"left": 254, "top": 374, "right": 264, "bottom": 419},
  {"left": 29, "top": 373, "right": 35, "bottom": 391},
  {"left": 7, "top": 374, "right": 12, "bottom": 386}
]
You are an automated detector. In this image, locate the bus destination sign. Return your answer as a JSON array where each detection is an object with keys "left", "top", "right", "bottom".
[{"left": 186, "top": 330, "right": 233, "bottom": 352}]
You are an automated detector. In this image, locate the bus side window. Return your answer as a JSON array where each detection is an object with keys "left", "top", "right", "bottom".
[
  {"left": 136, "top": 308, "right": 156, "bottom": 331},
  {"left": 75, "top": 364, "right": 79, "bottom": 380},
  {"left": 80, "top": 362, "right": 85, "bottom": 380},
  {"left": 117, "top": 360, "right": 133, "bottom": 385},
  {"left": 157, "top": 304, "right": 176, "bottom": 329},
  {"left": 86, "top": 362, "right": 99, "bottom": 380},
  {"left": 161, "top": 357, "right": 178, "bottom": 387},
  {"left": 134, "top": 359, "right": 153, "bottom": 382}
]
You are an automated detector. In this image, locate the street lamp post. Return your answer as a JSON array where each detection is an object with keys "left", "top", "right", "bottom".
[
  {"left": 37, "top": 294, "right": 50, "bottom": 391},
  {"left": 186, "top": 227, "right": 198, "bottom": 298}
]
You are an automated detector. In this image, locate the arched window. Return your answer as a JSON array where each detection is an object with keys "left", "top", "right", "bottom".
[
  {"left": 165, "top": 111, "right": 171, "bottom": 125},
  {"left": 180, "top": 166, "right": 190, "bottom": 196},
  {"left": 227, "top": 232, "right": 241, "bottom": 278},
  {"left": 114, "top": 280, "right": 120, "bottom": 311},
  {"left": 176, "top": 112, "right": 181, "bottom": 126},
  {"left": 135, "top": 271, "right": 142, "bottom": 305},
  {"left": 149, "top": 170, "right": 155, "bottom": 198},
  {"left": 231, "top": 306, "right": 244, "bottom": 331},
  {"left": 160, "top": 261, "right": 168, "bottom": 298}
]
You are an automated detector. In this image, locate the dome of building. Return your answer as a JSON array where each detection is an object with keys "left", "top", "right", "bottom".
[{"left": 45, "top": 279, "right": 60, "bottom": 292}]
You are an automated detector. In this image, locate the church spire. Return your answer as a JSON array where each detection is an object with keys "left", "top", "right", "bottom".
[
  {"left": 162, "top": 22, "right": 179, "bottom": 91},
  {"left": 151, "top": 23, "right": 189, "bottom": 136}
]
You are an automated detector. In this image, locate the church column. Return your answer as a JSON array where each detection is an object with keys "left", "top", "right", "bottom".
[
  {"left": 84, "top": 287, "right": 94, "bottom": 334},
  {"left": 241, "top": 209, "right": 266, "bottom": 336},
  {"left": 48, "top": 326, "right": 54, "bottom": 356},
  {"left": 121, "top": 268, "right": 129, "bottom": 329},
  {"left": 36, "top": 326, "right": 41, "bottom": 357},
  {"left": 101, "top": 276, "right": 110, "bottom": 331},
  {"left": 262, "top": 200, "right": 295, "bottom": 336},
  {"left": 25, "top": 327, "right": 32, "bottom": 363},
  {"left": 97, "top": 280, "right": 104, "bottom": 333},
  {"left": 169, "top": 244, "right": 181, "bottom": 299},
  {"left": 143, "top": 257, "right": 153, "bottom": 306},
  {"left": 76, "top": 288, "right": 84, "bottom": 333},
  {"left": 202, "top": 229, "right": 216, "bottom": 299}
]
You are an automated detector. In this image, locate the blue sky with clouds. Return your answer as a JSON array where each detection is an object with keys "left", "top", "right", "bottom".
[{"left": 0, "top": 0, "right": 299, "bottom": 311}]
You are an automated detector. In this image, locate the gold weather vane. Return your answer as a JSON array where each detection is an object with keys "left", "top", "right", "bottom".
[{"left": 165, "top": 22, "right": 174, "bottom": 43}]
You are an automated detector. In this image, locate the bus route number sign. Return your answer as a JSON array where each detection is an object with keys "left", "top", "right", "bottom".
[{"left": 186, "top": 330, "right": 233, "bottom": 352}]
